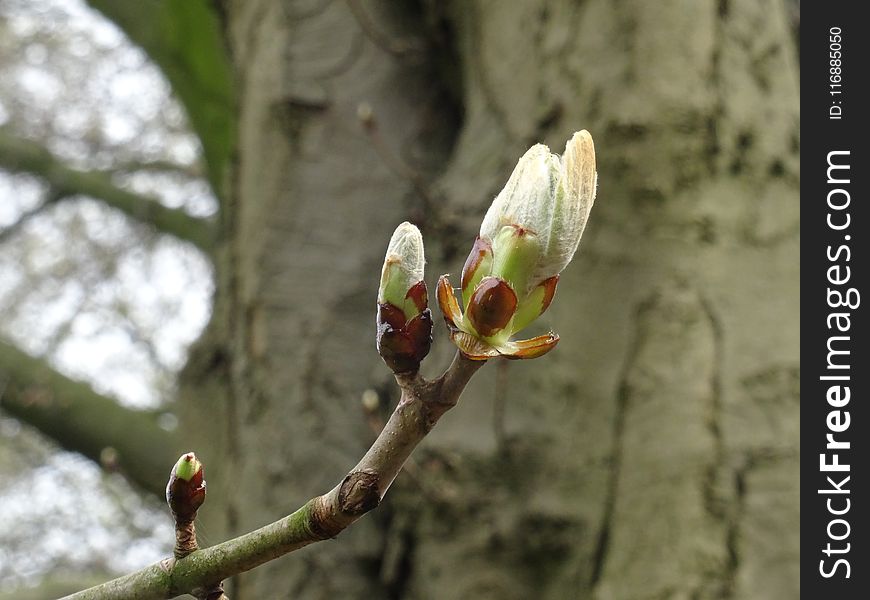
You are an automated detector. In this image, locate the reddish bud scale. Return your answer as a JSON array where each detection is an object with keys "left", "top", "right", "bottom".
[
  {"left": 466, "top": 277, "right": 517, "bottom": 337},
  {"left": 376, "top": 303, "right": 433, "bottom": 374},
  {"left": 505, "top": 332, "right": 559, "bottom": 359},
  {"left": 378, "top": 302, "right": 407, "bottom": 330},
  {"left": 437, "top": 275, "right": 462, "bottom": 329},
  {"left": 405, "top": 280, "right": 428, "bottom": 313},
  {"left": 437, "top": 274, "right": 560, "bottom": 361},
  {"left": 539, "top": 275, "right": 559, "bottom": 314},
  {"left": 461, "top": 237, "right": 493, "bottom": 291}
]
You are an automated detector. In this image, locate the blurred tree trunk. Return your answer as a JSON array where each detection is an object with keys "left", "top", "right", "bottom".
[{"left": 179, "top": 1, "right": 799, "bottom": 598}]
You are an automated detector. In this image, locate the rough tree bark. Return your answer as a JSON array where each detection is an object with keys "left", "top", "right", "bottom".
[{"left": 26, "top": 0, "right": 795, "bottom": 598}]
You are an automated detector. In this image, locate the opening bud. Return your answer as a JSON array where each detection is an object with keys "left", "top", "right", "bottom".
[{"left": 437, "top": 131, "right": 597, "bottom": 360}]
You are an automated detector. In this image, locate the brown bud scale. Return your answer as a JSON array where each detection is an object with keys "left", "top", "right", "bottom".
[
  {"left": 376, "top": 305, "right": 433, "bottom": 374},
  {"left": 461, "top": 236, "right": 493, "bottom": 291},
  {"left": 166, "top": 456, "right": 206, "bottom": 522},
  {"left": 466, "top": 277, "right": 517, "bottom": 337}
]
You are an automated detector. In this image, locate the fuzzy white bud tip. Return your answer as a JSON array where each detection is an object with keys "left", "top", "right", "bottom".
[
  {"left": 378, "top": 221, "right": 425, "bottom": 305},
  {"left": 478, "top": 131, "right": 597, "bottom": 291}
]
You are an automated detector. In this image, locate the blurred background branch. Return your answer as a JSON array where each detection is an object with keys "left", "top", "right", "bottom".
[
  {"left": 0, "top": 338, "right": 180, "bottom": 496},
  {"left": 0, "top": 129, "right": 216, "bottom": 250},
  {"left": 0, "top": 0, "right": 216, "bottom": 588}
]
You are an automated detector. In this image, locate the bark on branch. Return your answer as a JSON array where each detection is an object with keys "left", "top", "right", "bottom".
[
  {"left": 63, "top": 352, "right": 485, "bottom": 600},
  {"left": 0, "top": 339, "right": 181, "bottom": 496},
  {"left": 0, "top": 130, "right": 215, "bottom": 251}
]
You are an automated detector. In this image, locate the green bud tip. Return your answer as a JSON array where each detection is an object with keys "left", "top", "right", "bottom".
[
  {"left": 172, "top": 452, "right": 202, "bottom": 482},
  {"left": 167, "top": 452, "right": 206, "bottom": 520}
]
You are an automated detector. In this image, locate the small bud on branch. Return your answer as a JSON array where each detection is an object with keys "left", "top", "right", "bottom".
[
  {"left": 376, "top": 222, "right": 433, "bottom": 373},
  {"left": 165, "top": 453, "right": 227, "bottom": 599},
  {"left": 167, "top": 451, "right": 207, "bottom": 567},
  {"left": 166, "top": 452, "right": 206, "bottom": 523}
]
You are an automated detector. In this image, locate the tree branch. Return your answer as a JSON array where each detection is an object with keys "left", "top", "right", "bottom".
[
  {"left": 0, "top": 130, "right": 216, "bottom": 251},
  {"left": 103, "top": 158, "right": 204, "bottom": 179},
  {"left": 0, "top": 339, "right": 181, "bottom": 497},
  {"left": 64, "top": 353, "right": 485, "bottom": 600}
]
